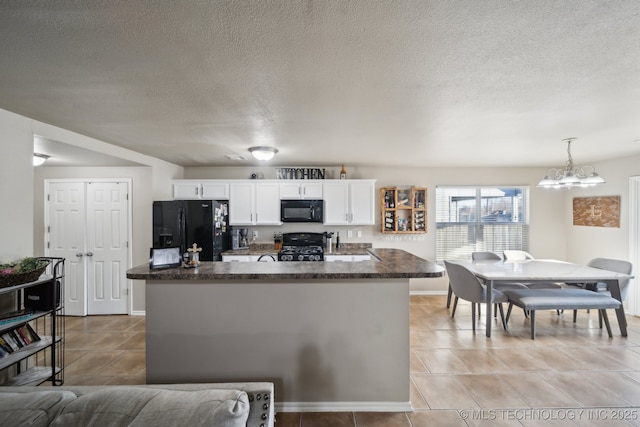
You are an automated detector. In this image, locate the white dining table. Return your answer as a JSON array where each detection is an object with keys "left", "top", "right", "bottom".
[{"left": 452, "top": 259, "right": 634, "bottom": 337}]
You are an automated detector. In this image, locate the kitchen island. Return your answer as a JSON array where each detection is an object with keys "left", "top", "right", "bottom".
[{"left": 127, "top": 249, "right": 443, "bottom": 412}]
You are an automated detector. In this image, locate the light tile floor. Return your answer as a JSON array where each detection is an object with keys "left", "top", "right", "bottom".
[{"left": 60, "top": 296, "right": 640, "bottom": 426}]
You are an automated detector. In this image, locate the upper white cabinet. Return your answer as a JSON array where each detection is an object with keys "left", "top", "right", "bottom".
[
  {"left": 173, "top": 179, "right": 375, "bottom": 226},
  {"left": 323, "top": 180, "right": 376, "bottom": 225},
  {"left": 255, "top": 183, "right": 281, "bottom": 225},
  {"left": 279, "top": 181, "right": 323, "bottom": 199},
  {"left": 229, "top": 182, "right": 281, "bottom": 226},
  {"left": 173, "top": 180, "right": 229, "bottom": 200}
]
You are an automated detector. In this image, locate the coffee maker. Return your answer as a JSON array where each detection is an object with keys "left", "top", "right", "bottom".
[{"left": 231, "top": 228, "right": 249, "bottom": 250}]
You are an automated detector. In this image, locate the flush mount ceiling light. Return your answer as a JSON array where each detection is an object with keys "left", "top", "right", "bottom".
[
  {"left": 248, "top": 146, "right": 278, "bottom": 161},
  {"left": 537, "top": 138, "right": 605, "bottom": 189},
  {"left": 33, "top": 153, "right": 50, "bottom": 166}
]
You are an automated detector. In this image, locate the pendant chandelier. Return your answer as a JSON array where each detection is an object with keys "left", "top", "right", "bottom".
[{"left": 537, "top": 138, "right": 605, "bottom": 188}]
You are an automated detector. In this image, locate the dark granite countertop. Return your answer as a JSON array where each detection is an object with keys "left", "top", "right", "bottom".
[{"left": 127, "top": 248, "right": 444, "bottom": 281}]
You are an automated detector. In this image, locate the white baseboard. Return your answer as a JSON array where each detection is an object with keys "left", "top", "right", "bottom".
[
  {"left": 410, "top": 290, "right": 447, "bottom": 296},
  {"left": 130, "top": 310, "right": 146, "bottom": 316},
  {"left": 275, "top": 401, "right": 412, "bottom": 413}
]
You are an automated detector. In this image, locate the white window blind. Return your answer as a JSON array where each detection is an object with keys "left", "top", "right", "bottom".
[{"left": 435, "top": 186, "right": 530, "bottom": 262}]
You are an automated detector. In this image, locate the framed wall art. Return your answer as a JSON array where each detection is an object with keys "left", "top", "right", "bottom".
[{"left": 572, "top": 196, "right": 620, "bottom": 228}]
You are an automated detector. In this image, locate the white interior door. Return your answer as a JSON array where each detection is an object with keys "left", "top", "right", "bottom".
[
  {"left": 86, "top": 182, "right": 129, "bottom": 314},
  {"left": 46, "top": 180, "right": 130, "bottom": 316},
  {"left": 47, "top": 182, "right": 87, "bottom": 316}
]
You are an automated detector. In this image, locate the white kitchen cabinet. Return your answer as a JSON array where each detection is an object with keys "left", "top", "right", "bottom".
[
  {"left": 255, "top": 183, "right": 282, "bottom": 224},
  {"left": 229, "top": 182, "right": 281, "bottom": 226},
  {"left": 229, "top": 182, "right": 254, "bottom": 224},
  {"left": 324, "top": 255, "right": 352, "bottom": 262},
  {"left": 201, "top": 181, "right": 230, "bottom": 199},
  {"left": 325, "top": 254, "right": 372, "bottom": 262},
  {"left": 279, "top": 181, "right": 324, "bottom": 199},
  {"left": 172, "top": 180, "right": 229, "bottom": 200},
  {"left": 349, "top": 180, "right": 376, "bottom": 224},
  {"left": 222, "top": 255, "right": 252, "bottom": 262},
  {"left": 223, "top": 254, "right": 278, "bottom": 262},
  {"left": 323, "top": 180, "right": 376, "bottom": 225}
]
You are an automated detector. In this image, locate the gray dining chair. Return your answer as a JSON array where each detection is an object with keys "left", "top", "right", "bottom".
[
  {"left": 444, "top": 261, "right": 508, "bottom": 332},
  {"left": 502, "top": 250, "right": 563, "bottom": 290},
  {"left": 471, "top": 251, "right": 529, "bottom": 317},
  {"left": 446, "top": 252, "right": 503, "bottom": 310},
  {"left": 502, "top": 250, "right": 534, "bottom": 260},
  {"left": 447, "top": 251, "right": 504, "bottom": 312},
  {"left": 572, "top": 257, "right": 633, "bottom": 326}
]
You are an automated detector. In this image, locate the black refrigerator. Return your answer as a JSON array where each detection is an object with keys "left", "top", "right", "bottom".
[{"left": 152, "top": 200, "right": 230, "bottom": 261}]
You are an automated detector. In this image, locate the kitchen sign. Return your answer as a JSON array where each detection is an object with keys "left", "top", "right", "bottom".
[{"left": 276, "top": 168, "right": 326, "bottom": 180}]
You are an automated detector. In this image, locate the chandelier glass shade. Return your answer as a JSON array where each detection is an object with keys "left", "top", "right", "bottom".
[
  {"left": 248, "top": 146, "right": 278, "bottom": 161},
  {"left": 537, "top": 138, "right": 605, "bottom": 188}
]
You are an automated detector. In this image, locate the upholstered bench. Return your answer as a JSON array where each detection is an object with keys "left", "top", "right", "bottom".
[{"left": 502, "top": 288, "right": 621, "bottom": 339}]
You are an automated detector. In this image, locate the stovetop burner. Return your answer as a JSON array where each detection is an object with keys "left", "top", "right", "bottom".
[{"left": 278, "top": 233, "right": 325, "bottom": 261}]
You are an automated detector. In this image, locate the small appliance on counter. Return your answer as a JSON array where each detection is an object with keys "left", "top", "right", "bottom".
[
  {"left": 183, "top": 243, "right": 202, "bottom": 268},
  {"left": 324, "top": 232, "right": 334, "bottom": 253},
  {"left": 231, "top": 227, "right": 250, "bottom": 250},
  {"left": 278, "top": 232, "right": 325, "bottom": 261}
]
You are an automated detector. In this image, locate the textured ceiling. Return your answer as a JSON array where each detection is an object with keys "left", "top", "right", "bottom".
[{"left": 1, "top": 0, "right": 639, "bottom": 168}]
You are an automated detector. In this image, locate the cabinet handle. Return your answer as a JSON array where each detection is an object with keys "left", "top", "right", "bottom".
[
  {"left": 199, "top": 185, "right": 203, "bottom": 196},
  {"left": 76, "top": 252, "right": 84, "bottom": 258},
  {"left": 195, "top": 186, "right": 199, "bottom": 196},
  {"left": 86, "top": 252, "right": 93, "bottom": 257}
]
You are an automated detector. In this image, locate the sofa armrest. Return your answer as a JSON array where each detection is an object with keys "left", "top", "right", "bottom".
[
  {"left": 142, "top": 383, "right": 274, "bottom": 427},
  {"left": 0, "top": 382, "right": 275, "bottom": 427}
]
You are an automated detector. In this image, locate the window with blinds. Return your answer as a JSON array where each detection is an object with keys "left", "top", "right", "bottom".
[{"left": 435, "top": 186, "right": 530, "bottom": 262}]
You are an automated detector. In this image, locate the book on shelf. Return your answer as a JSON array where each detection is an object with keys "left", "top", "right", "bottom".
[
  {"left": 2, "top": 333, "right": 20, "bottom": 351},
  {"left": 10, "top": 329, "right": 26, "bottom": 347},
  {"left": 16, "top": 326, "right": 32, "bottom": 345},
  {"left": 0, "top": 324, "right": 41, "bottom": 359},
  {"left": 0, "top": 336, "right": 12, "bottom": 355},
  {"left": 23, "top": 324, "right": 41, "bottom": 343}
]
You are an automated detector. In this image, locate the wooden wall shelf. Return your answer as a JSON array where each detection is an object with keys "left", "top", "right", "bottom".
[{"left": 381, "top": 187, "right": 427, "bottom": 234}]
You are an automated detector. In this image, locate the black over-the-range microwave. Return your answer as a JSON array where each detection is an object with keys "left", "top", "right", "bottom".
[{"left": 280, "top": 199, "right": 324, "bottom": 223}]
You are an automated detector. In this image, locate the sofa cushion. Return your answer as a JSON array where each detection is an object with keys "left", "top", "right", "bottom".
[
  {"left": 50, "top": 387, "right": 250, "bottom": 427},
  {"left": 0, "top": 391, "right": 77, "bottom": 427}
]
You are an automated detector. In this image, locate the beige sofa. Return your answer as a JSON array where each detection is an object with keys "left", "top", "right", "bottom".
[{"left": 0, "top": 382, "right": 274, "bottom": 427}]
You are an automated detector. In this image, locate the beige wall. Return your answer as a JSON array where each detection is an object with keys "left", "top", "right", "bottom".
[
  {"left": 0, "top": 109, "right": 34, "bottom": 260},
  {"left": 564, "top": 155, "right": 640, "bottom": 264},
  {"left": 3, "top": 106, "right": 638, "bottom": 311}
]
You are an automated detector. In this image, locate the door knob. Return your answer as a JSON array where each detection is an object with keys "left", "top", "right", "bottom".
[
  {"left": 76, "top": 252, "right": 84, "bottom": 257},
  {"left": 86, "top": 252, "right": 93, "bottom": 257}
]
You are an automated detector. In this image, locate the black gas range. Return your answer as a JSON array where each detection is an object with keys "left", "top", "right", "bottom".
[{"left": 277, "top": 232, "right": 324, "bottom": 261}]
